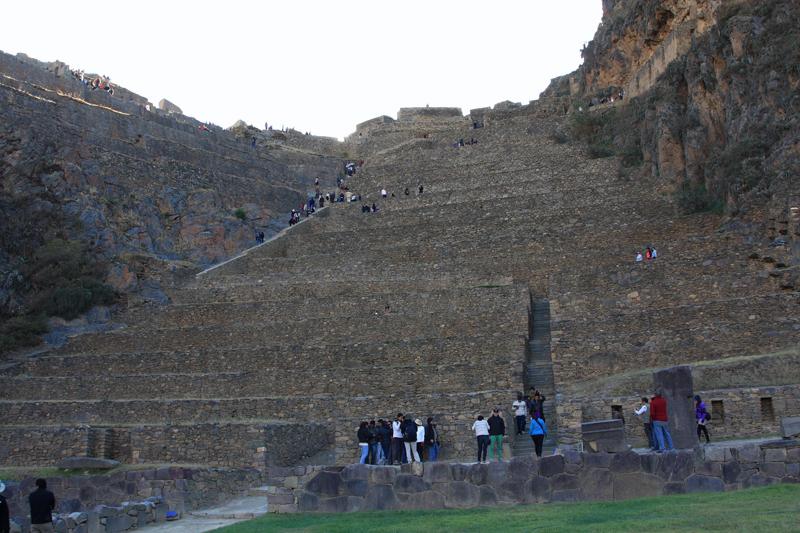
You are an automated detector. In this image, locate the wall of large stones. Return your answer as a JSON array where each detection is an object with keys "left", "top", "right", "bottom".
[
  {"left": 1, "top": 466, "right": 261, "bottom": 528},
  {"left": 292, "top": 441, "right": 800, "bottom": 512}
]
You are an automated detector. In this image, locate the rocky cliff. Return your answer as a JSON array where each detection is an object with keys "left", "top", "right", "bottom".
[
  {"left": 0, "top": 51, "right": 344, "bottom": 351},
  {"left": 546, "top": 0, "right": 799, "bottom": 228}
]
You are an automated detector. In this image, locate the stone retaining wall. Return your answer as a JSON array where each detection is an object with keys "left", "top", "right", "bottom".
[
  {"left": 290, "top": 440, "right": 800, "bottom": 512},
  {"left": 2, "top": 466, "right": 261, "bottom": 532}
]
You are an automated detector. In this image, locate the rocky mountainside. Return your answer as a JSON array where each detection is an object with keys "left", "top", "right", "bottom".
[
  {"left": 0, "top": 51, "right": 344, "bottom": 352},
  {"left": 545, "top": 0, "right": 799, "bottom": 227}
]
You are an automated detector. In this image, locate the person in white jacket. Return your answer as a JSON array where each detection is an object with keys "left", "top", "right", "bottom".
[
  {"left": 471, "top": 415, "right": 490, "bottom": 464},
  {"left": 415, "top": 418, "right": 426, "bottom": 462}
]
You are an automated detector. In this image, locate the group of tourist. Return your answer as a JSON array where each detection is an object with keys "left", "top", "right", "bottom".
[
  {"left": 633, "top": 390, "right": 710, "bottom": 450},
  {"left": 357, "top": 415, "right": 441, "bottom": 465},
  {"left": 635, "top": 246, "right": 658, "bottom": 262},
  {"left": 454, "top": 138, "right": 478, "bottom": 147},
  {"left": 70, "top": 69, "right": 115, "bottom": 95},
  {"left": 0, "top": 478, "right": 54, "bottom": 533}
]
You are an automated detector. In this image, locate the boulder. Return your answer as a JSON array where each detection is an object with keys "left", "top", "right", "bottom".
[
  {"left": 423, "top": 462, "right": 452, "bottom": 484},
  {"left": 304, "top": 471, "right": 341, "bottom": 497},
  {"left": 57, "top": 457, "right": 120, "bottom": 470},
  {"left": 613, "top": 472, "right": 663, "bottom": 500},
  {"left": 363, "top": 484, "right": 399, "bottom": 511},
  {"left": 539, "top": 455, "right": 565, "bottom": 477},
  {"left": 398, "top": 490, "right": 446, "bottom": 510},
  {"left": 685, "top": 474, "right": 724, "bottom": 493},
  {"left": 780, "top": 417, "right": 800, "bottom": 438},
  {"left": 524, "top": 476, "right": 551, "bottom": 503},
  {"left": 158, "top": 99, "right": 183, "bottom": 114},
  {"left": 578, "top": 468, "right": 613, "bottom": 501},
  {"left": 610, "top": 451, "right": 641, "bottom": 473},
  {"left": 443, "top": 481, "right": 480, "bottom": 508},
  {"left": 393, "top": 474, "right": 431, "bottom": 493}
]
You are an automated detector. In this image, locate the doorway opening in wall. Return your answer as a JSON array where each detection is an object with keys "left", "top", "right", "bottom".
[
  {"left": 711, "top": 400, "right": 725, "bottom": 422},
  {"left": 760, "top": 397, "right": 775, "bottom": 422}
]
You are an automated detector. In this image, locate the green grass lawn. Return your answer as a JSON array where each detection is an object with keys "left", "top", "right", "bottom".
[{"left": 215, "top": 484, "right": 800, "bottom": 532}]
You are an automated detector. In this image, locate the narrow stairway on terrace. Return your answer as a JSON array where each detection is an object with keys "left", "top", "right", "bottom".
[{"left": 513, "top": 296, "right": 558, "bottom": 457}]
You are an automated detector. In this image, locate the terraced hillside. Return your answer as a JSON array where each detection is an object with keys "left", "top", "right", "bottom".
[{"left": 1, "top": 103, "right": 798, "bottom": 470}]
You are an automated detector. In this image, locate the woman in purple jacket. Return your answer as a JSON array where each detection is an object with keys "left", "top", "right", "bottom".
[{"left": 695, "top": 395, "right": 711, "bottom": 443}]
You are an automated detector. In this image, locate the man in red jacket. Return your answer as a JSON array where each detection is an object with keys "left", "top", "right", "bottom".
[{"left": 650, "top": 391, "right": 674, "bottom": 451}]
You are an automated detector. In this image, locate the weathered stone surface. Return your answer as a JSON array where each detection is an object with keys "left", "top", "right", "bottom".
[
  {"left": 486, "top": 462, "right": 511, "bottom": 486},
  {"left": 158, "top": 98, "right": 183, "bottom": 114},
  {"left": 780, "top": 417, "right": 800, "bottom": 438},
  {"left": 584, "top": 453, "right": 613, "bottom": 469},
  {"left": 394, "top": 474, "right": 431, "bottom": 494},
  {"left": 652, "top": 366, "right": 695, "bottom": 450},
  {"left": 305, "top": 471, "right": 341, "bottom": 497},
  {"left": 57, "top": 457, "right": 120, "bottom": 470},
  {"left": 368, "top": 466, "right": 397, "bottom": 485},
  {"left": 578, "top": 468, "right": 613, "bottom": 501},
  {"left": 443, "top": 481, "right": 480, "bottom": 508},
  {"left": 657, "top": 451, "right": 694, "bottom": 482},
  {"left": 613, "top": 473, "right": 663, "bottom": 500},
  {"left": 764, "top": 448, "right": 787, "bottom": 463},
  {"left": 685, "top": 474, "right": 725, "bottom": 493},
  {"left": 479, "top": 485, "right": 499, "bottom": 506},
  {"left": 539, "top": 455, "right": 565, "bottom": 477},
  {"left": 363, "top": 485, "right": 399, "bottom": 511},
  {"left": 662, "top": 482, "right": 686, "bottom": 495},
  {"left": 341, "top": 464, "right": 370, "bottom": 481},
  {"left": 398, "top": 490, "right": 445, "bottom": 510},
  {"left": 296, "top": 491, "right": 319, "bottom": 512},
  {"left": 722, "top": 461, "right": 742, "bottom": 484},
  {"left": 466, "top": 463, "right": 488, "bottom": 485},
  {"left": 761, "top": 462, "right": 786, "bottom": 478},
  {"left": 450, "top": 464, "right": 469, "bottom": 482},
  {"left": 423, "top": 462, "right": 452, "bottom": 484},
  {"left": 343, "top": 479, "right": 369, "bottom": 497},
  {"left": 610, "top": 451, "right": 641, "bottom": 473},
  {"left": 551, "top": 489, "right": 580, "bottom": 502},
  {"left": 524, "top": 476, "right": 551, "bottom": 503}
]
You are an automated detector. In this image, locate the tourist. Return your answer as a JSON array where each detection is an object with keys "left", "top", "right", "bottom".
[
  {"left": 487, "top": 408, "right": 506, "bottom": 461},
  {"left": 634, "top": 397, "right": 655, "bottom": 449},
  {"left": 357, "top": 421, "right": 370, "bottom": 464},
  {"left": 418, "top": 185, "right": 424, "bottom": 195},
  {"left": 645, "top": 247, "right": 652, "bottom": 260},
  {"left": 391, "top": 414, "right": 404, "bottom": 465},
  {"left": 652, "top": 247, "right": 658, "bottom": 259},
  {"left": 415, "top": 418, "right": 426, "bottom": 462},
  {"left": 402, "top": 417, "right": 421, "bottom": 463},
  {"left": 695, "top": 395, "right": 711, "bottom": 444},
  {"left": 404, "top": 187, "right": 410, "bottom": 196},
  {"left": 650, "top": 390, "right": 674, "bottom": 451},
  {"left": 532, "top": 391, "right": 546, "bottom": 421},
  {"left": 513, "top": 393, "right": 528, "bottom": 435},
  {"left": 529, "top": 411, "right": 548, "bottom": 457},
  {"left": 251, "top": 137, "right": 256, "bottom": 148},
  {"left": 29, "top": 478, "right": 55, "bottom": 533},
  {"left": 635, "top": 251, "right": 643, "bottom": 262},
  {"left": 425, "top": 417, "right": 440, "bottom": 461},
  {"left": 378, "top": 419, "right": 391, "bottom": 464},
  {"left": 381, "top": 188, "right": 388, "bottom": 199},
  {"left": 472, "top": 414, "right": 490, "bottom": 464},
  {"left": 371, "top": 203, "right": 379, "bottom": 213},
  {"left": 0, "top": 480, "right": 8, "bottom": 533}
]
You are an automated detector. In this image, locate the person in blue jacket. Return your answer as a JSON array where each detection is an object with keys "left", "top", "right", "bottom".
[{"left": 529, "top": 411, "right": 548, "bottom": 457}]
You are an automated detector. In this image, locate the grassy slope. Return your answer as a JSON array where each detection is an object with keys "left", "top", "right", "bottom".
[{"left": 215, "top": 484, "right": 800, "bottom": 532}]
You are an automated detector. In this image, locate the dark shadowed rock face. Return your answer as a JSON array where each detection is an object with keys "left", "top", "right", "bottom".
[{"left": 0, "top": 50, "right": 344, "bottom": 317}]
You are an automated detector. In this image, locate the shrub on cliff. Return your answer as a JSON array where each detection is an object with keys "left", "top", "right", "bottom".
[{"left": 234, "top": 208, "right": 247, "bottom": 221}]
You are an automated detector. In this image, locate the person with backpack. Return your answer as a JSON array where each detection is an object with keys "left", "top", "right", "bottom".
[
  {"left": 357, "top": 421, "right": 370, "bottom": 464},
  {"left": 487, "top": 409, "right": 506, "bottom": 462},
  {"left": 529, "top": 411, "right": 548, "bottom": 457},
  {"left": 471, "top": 414, "right": 490, "bottom": 464},
  {"left": 695, "top": 395, "right": 711, "bottom": 444},
  {"left": 402, "top": 416, "right": 421, "bottom": 463}
]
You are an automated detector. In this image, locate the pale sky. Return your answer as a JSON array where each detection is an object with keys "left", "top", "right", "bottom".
[{"left": 1, "top": 1, "right": 601, "bottom": 139}]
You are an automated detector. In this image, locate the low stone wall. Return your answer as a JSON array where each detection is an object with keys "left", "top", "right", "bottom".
[
  {"left": 3, "top": 466, "right": 262, "bottom": 532},
  {"left": 291, "top": 440, "right": 800, "bottom": 512}
]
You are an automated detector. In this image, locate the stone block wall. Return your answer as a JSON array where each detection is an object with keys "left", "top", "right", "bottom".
[
  {"left": 290, "top": 440, "right": 800, "bottom": 512},
  {"left": 2, "top": 466, "right": 262, "bottom": 531},
  {"left": 0, "top": 427, "right": 88, "bottom": 466}
]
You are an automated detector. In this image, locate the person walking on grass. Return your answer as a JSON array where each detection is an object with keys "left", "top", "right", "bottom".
[
  {"left": 529, "top": 411, "right": 548, "bottom": 458},
  {"left": 472, "top": 414, "right": 490, "bottom": 464},
  {"left": 695, "top": 395, "right": 711, "bottom": 444},
  {"left": 650, "top": 390, "right": 674, "bottom": 451},
  {"left": 487, "top": 408, "right": 506, "bottom": 461}
]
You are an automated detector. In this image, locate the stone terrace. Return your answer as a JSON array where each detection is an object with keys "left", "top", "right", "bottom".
[{"left": 1, "top": 103, "right": 798, "bottom": 470}]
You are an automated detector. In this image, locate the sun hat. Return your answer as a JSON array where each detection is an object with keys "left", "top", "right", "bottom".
[{"left": 415, "top": 419, "right": 422, "bottom": 425}]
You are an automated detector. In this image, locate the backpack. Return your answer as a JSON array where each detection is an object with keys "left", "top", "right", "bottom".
[
  {"left": 403, "top": 422, "right": 417, "bottom": 442},
  {"left": 703, "top": 411, "right": 711, "bottom": 422}
]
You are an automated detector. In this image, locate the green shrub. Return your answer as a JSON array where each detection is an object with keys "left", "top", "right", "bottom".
[
  {"left": 675, "top": 182, "right": 724, "bottom": 214},
  {"left": 0, "top": 315, "right": 48, "bottom": 353},
  {"left": 588, "top": 144, "right": 615, "bottom": 159},
  {"left": 234, "top": 208, "right": 247, "bottom": 221}
]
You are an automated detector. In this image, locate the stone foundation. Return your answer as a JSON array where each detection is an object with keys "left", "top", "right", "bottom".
[{"left": 289, "top": 440, "right": 800, "bottom": 512}]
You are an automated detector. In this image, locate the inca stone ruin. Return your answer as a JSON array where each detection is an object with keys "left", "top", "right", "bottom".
[{"left": 1, "top": 0, "right": 799, "bottom": 528}]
